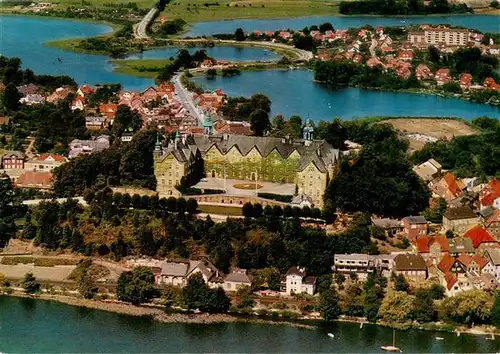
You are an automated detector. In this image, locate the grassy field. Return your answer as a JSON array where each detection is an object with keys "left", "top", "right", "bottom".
[
  {"left": 110, "top": 59, "right": 171, "bottom": 77},
  {"left": 198, "top": 204, "right": 243, "bottom": 216},
  {"left": 161, "top": 0, "right": 340, "bottom": 23}
]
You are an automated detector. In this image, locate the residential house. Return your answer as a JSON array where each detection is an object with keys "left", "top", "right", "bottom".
[
  {"left": 332, "top": 253, "right": 394, "bottom": 279},
  {"left": 47, "top": 87, "right": 71, "bottom": 104},
  {"left": 284, "top": 266, "right": 316, "bottom": 295},
  {"left": 463, "top": 226, "right": 498, "bottom": 250},
  {"left": 352, "top": 54, "right": 363, "bottom": 64},
  {"left": 393, "top": 253, "right": 427, "bottom": 281},
  {"left": 155, "top": 258, "right": 223, "bottom": 288},
  {"left": 223, "top": 268, "right": 253, "bottom": 292},
  {"left": 488, "top": 45, "right": 500, "bottom": 56},
  {"left": 459, "top": 73, "right": 473, "bottom": 90},
  {"left": 85, "top": 116, "right": 108, "bottom": 131},
  {"left": 69, "top": 135, "right": 110, "bottom": 158},
  {"left": 24, "top": 153, "right": 67, "bottom": 172},
  {"left": 17, "top": 83, "right": 39, "bottom": 96},
  {"left": 71, "top": 96, "right": 87, "bottom": 111},
  {"left": 371, "top": 217, "right": 403, "bottom": 237},
  {"left": 396, "top": 51, "right": 413, "bottom": 61},
  {"left": 19, "top": 93, "right": 45, "bottom": 106},
  {"left": 413, "top": 158, "right": 442, "bottom": 182},
  {"left": 435, "top": 68, "right": 451, "bottom": 85},
  {"left": 413, "top": 235, "right": 449, "bottom": 259},
  {"left": 484, "top": 77, "right": 500, "bottom": 90},
  {"left": 77, "top": 84, "right": 94, "bottom": 97},
  {"left": 479, "top": 178, "right": 500, "bottom": 210},
  {"left": 402, "top": 216, "right": 428, "bottom": 241},
  {"left": 366, "top": 58, "right": 384, "bottom": 68},
  {"left": 2, "top": 151, "right": 24, "bottom": 169},
  {"left": 415, "top": 64, "right": 433, "bottom": 81},
  {"left": 482, "top": 248, "right": 500, "bottom": 280},
  {"left": 485, "top": 209, "right": 500, "bottom": 237},
  {"left": 438, "top": 253, "right": 467, "bottom": 274},
  {"left": 442, "top": 206, "right": 479, "bottom": 234},
  {"left": 431, "top": 172, "right": 462, "bottom": 201},
  {"left": 443, "top": 272, "right": 473, "bottom": 297},
  {"left": 446, "top": 237, "right": 475, "bottom": 257},
  {"left": 215, "top": 120, "right": 252, "bottom": 136},
  {"left": 16, "top": 171, "right": 53, "bottom": 190},
  {"left": 457, "top": 254, "right": 490, "bottom": 275},
  {"left": 99, "top": 103, "right": 119, "bottom": 120}
]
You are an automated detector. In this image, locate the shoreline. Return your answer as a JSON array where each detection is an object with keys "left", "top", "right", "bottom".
[{"left": 3, "top": 291, "right": 500, "bottom": 336}]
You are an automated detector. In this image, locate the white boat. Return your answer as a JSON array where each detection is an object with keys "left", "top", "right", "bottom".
[
  {"left": 327, "top": 333, "right": 334, "bottom": 338},
  {"left": 435, "top": 337, "right": 444, "bottom": 341},
  {"left": 381, "top": 330, "right": 402, "bottom": 352}
]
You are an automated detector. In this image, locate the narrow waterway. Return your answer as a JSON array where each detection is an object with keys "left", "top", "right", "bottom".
[{"left": 0, "top": 296, "right": 498, "bottom": 353}]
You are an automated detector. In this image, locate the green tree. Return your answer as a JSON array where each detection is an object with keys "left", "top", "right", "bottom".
[
  {"left": 335, "top": 273, "right": 346, "bottom": 287},
  {"left": 442, "top": 290, "right": 491, "bottom": 325},
  {"left": 316, "top": 274, "right": 333, "bottom": 294},
  {"left": 250, "top": 109, "right": 270, "bottom": 136},
  {"left": 343, "top": 284, "right": 364, "bottom": 316},
  {"left": 490, "top": 292, "right": 500, "bottom": 327},
  {"left": 182, "top": 272, "right": 209, "bottom": 310},
  {"left": 412, "top": 289, "right": 435, "bottom": 323},
  {"left": 78, "top": 270, "right": 98, "bottom": 299},
  {"left": 378, "top": 291, "right": 414, "bottom": 329},
  {"left": 112, "top": 105, "right": 142, "bottom": 136},
  {"left": 394, "top": 274, "right": 410, "bottom": 293},
  {"left": 2, "top": 83, "right": 22, "bottom": 111},
  {"left": 206, "top": 68, "right": 217, "bottom": 79},
  {"left": 0, "top": 175, "right": 16, "bottom": 247},
  {"left": 235, "top": 28, "right": 246, "bottom": 41},
  {"left": 250, "top": 93, "right": 271, "bottom": 112},
  {"left": 116, "top": 267, "right": 157, "bottom": 305},
  {"left": 22, "top": 272, "right": 41, "bottom": 294},
  {"left": 320, "top": 288, "right": 342, "bottom": 321},
  {"left": 236, "top": 285, "right": 255, "bottom": 309},
  {"left": 428, "top": 283, "right": 445, "bottom": 300}
]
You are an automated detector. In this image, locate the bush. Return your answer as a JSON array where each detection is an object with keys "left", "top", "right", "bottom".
[{"left": 257, "top": 193, "right": 293, "bottom": 203}]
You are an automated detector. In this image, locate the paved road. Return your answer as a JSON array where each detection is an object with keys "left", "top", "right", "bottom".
[
  {"left": 134, "top": 7, "right": 159, "bottom": 39},
  {"left": 172, "top": 73, "right": 205, "bottom": 124}
]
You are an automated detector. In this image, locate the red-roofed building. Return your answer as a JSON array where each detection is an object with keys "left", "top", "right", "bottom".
[
  {"left": 397, "top": 51, "right": 413, "bottom": 61},
  {"left": 483, "top": 77, "right": 500, "bottom": 90},
  {"left": 459, "top": 73, "right": 472, "bottom": 90},
  {"left": 413, "top": 235, "right": 448, "bottom": 259},
  {"left": 16, "top": 171, "right": 53, "bottom": 190},
  {"left": 438, "top": 253, "right": 466, "bottom": 274},
  {"left": 77, "top": 84, "right": 94, "bottom": 97},
  {"left": 442, "top": 272, "right": 473, "bottom": 296},
  {"left": 215, "top": 120, "right": 252, "bottom": 136},
  {"left": 431, "top": 172, "right": 462, "bottom": 201},
  {"left": 366, "top": 58, "right": 384, "bottom": 68},
  {"left": 71, "top": 96, "right": 87, "bottom": 111},
  {"left": 480, "top": 178, "right": 500, "bottom": 210},
  {"left": 435, "top": 68, "right": 451, "bottom": 85},
  {"left": 316, "top": 53, "right": 329, "bottom": 61},
  {"left": 463, "top": 226, "right": 498, "bottom": 249},
  {"left": 416, "top": 64, "right": 433, "bottom": 81},
  {"left": 352, "top": 54, "right": 362, "bottom": 64},
  {"left": 24, "top": 153, "right": 68, "bottom": 172},
  {"left": 99, "top": 103, "right": 118, "bottom": 120},
  {"left": 485, "top": 209, "right": 500, "bottom": 237},
  {"left": 253, "top": 30, "right": 262, "bottom": 37}
]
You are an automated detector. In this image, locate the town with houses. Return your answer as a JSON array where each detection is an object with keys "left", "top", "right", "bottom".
[{"left": 0, "top": 17, "right": 500, "bottom": 342}]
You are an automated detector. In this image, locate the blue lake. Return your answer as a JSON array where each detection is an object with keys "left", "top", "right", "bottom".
[
  {"left": 0, "top": 15, "right": 499, "bottom": 119},
  {"left": 1, "top": 296, "right": 499, "bottom": 353},
  {"left": 185, "top": 15, "right": 500, "bottom": 37},
  {"left": 193, "top": 69, "right": 500, "bottom": 120},
  {"left": 125, "top": 46, "right": 280, "bottom": 61}
]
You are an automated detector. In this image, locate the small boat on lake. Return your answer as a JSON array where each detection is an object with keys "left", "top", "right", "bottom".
[
  {"left": 435, "top": 337, "right": 444, "bottom": 341},
  {"left": 381, "top": 330, "right": 402, "bottom": 352},
  {"left": 327, "top": 333, "right": 334, "bottom": 338}
]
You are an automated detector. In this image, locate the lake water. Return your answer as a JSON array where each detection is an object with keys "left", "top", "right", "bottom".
[
  {"left": 125, "top": 46, "right": 280, "bottom": 62},
  {"left": 184, "top": 15, "right": 500, "bottom": 37},
  {"left": 193, "top": 69, "right": 500, "bottom": 120},
  {"left": 0, "top": 296, "right": 498, "bottom": 353},
  {"left": 0, "top": 15, "right": 499, "bottom": 119}
]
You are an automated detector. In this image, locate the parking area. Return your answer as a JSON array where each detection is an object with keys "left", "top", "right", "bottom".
[{"left": 193, "top": 178, "right": 295, "bottom": 196}]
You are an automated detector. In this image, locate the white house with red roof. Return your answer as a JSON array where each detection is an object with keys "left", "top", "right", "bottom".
[
  {"left": 459, "top": 73, "right": 473, "bottom": 90},
  {"left": 396, "top": 51, "right": 413, "bottom": 61},
  {"left": 415, "top": 64, "right": 433, "bottom": 81},
  {"left": 77, "top": 84, "right": 94, "bottom": 97},
  {"left": 24, "top": 153, "right": 67, "bottom": 172},
  {"left": 71, "top": 96, "right": 87, "bottom": 111},
  {"left": 435, "top": 68, "right": 451, "bottom": 85}
]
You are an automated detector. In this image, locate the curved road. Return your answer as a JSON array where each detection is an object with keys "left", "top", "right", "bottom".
[
  {"left": 175, "top": 38, "right": 313, "bottom": 62},
  {"left": 134, "top": 7, "right": 159, "bottom": 39}
]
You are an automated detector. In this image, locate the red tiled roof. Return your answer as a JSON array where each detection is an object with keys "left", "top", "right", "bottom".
[
  {"left": 443, "top": 172, "right": 461, "bottom": 197},
  {"left": 414, "top": 236, "right": 449, "bottom": 253},
  {"left": 34, "top": 153, "right": 66, "bottom": 162},
  {"left": 464, "top": 227, "right": 497, "bottom": 248},
  {"left": 485, "top": 210, "right": 500, "bottom": 228},
  {"left": 472, "top": 254, "right": 489, "bottom": 269},
  {"left": 438, "top": 253, "right": 455, "bottom": 273},
  {"left": 444, "top": 272, "right": 457, "bottom": 290},
  {"left": 16, "top": 171, "right": 53, "bottom": 189},
  {"left": 457, "top": 254, "right": 473, "bottom": 266}
]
